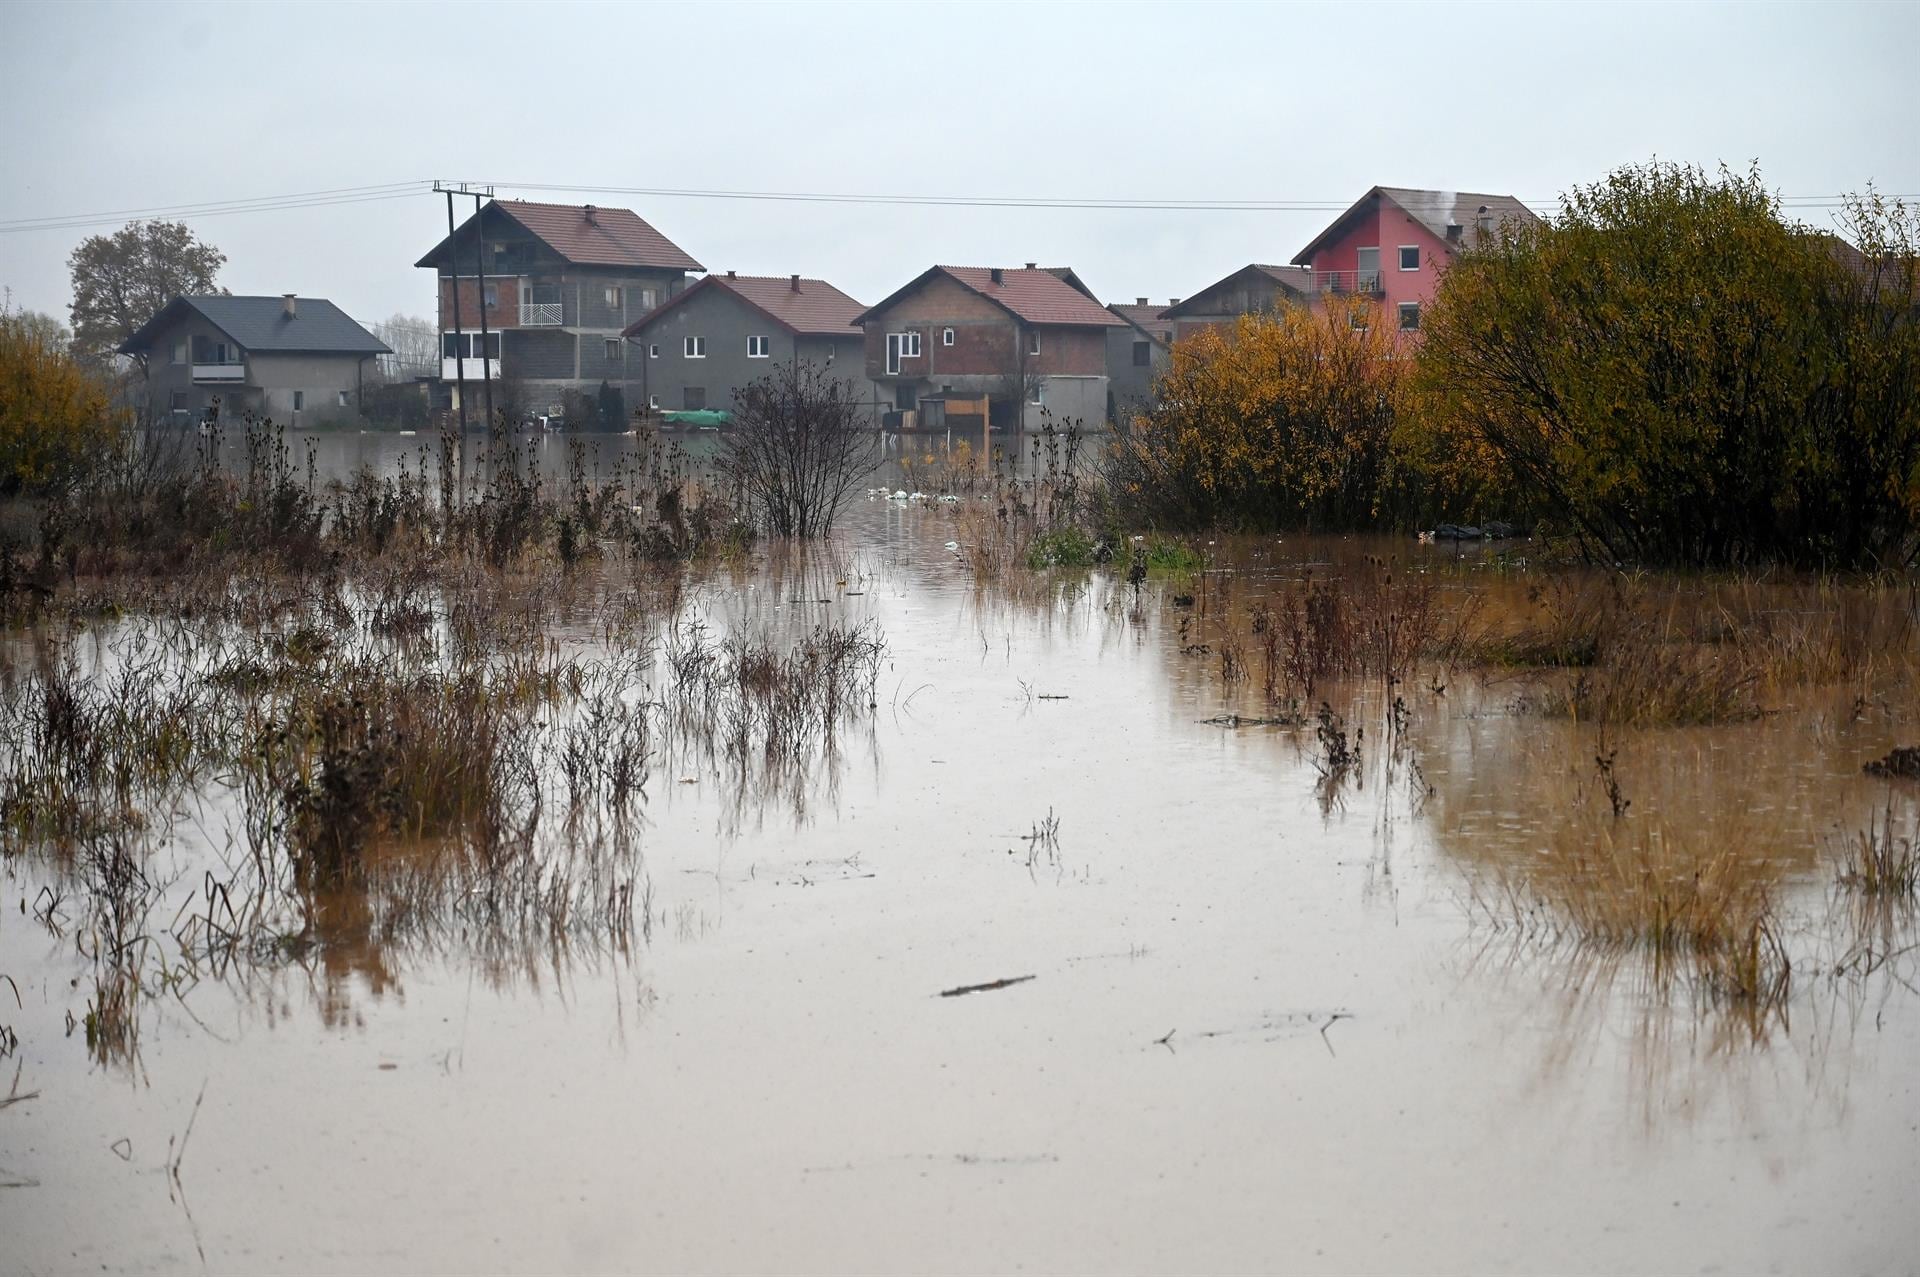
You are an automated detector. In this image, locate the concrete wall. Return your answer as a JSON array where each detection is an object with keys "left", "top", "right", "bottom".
[
  {"left": 631, "top": 286, "right": 872, "bottom": 415},
  {"left": 133, "top": 310, "right": 370, "bottom": 425},
  {"left": 1105, "top": 325, "right": 1167, "bottom": 423}
]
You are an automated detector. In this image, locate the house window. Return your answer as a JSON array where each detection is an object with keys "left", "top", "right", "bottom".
[
  {"left": 1027, "top": 331, "right": 1041, "bottom": 356},
  {"left": 1356, "top": 246, "right": 1381, "bottom": 290},
  {"left": 483, "top": 284, "right": 498, "bottom": 309},
  {"left": 337, "top": 390, "right": 350, "bottom": 408},
  {"left": 747, "top": 335, "right": 770, "bottom": 358},
  {"left": 649, "top": 344, "right": 660, "bottom": 358},
  {"left": 941, "top": 327, "right": 955, "bottom": 346},
  {"left": 1398, "top": 302, "right": 1421, "bottom": 331},
  {"left": 1131, "top": 340, "right": 1151, "bottom": 367},
  {"left": 605, "top": 339, "right": 622, "bottom": 361},
  {"left": 885, "top": 331, "right": 921, "bottom": 375},
  {"left": 1349, "top": 309, "right": 1369, "bottom": 331},
  {"left": 604, "top": 286, "right": 621, "bottom": 309},
  {"left": 1399, "top": 245, "right": 1420, "bottom": 271},
  {"left": 684, "top": 387, "right": 706, "bottom": 410},
  {"left": 292, "top": 390, "right": 304, "bottom": 412},
  {"left": 684, "top": 336, "right": 706, "bottom": 358},
  {"left": 1029, "top": 381, "right": 1044, "bottom": 405},
  {"left": 648, "top": 394, "right": 660, "bottom": 410},
  {"left": 639, "top": 288, "right": 657, "bottom": 310},
  {"left": 172, "top": 341, "right": 187, "bottom": 364},
  {"left": 169, "top": 390, "right": 188, "bottom": 411}
]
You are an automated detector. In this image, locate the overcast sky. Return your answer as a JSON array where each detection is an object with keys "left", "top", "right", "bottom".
[{"left": 2, "top": 0, "right": 1916, "bottom": 328}]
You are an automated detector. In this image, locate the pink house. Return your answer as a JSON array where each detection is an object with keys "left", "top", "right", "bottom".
[{"left": 1290, "top": 186, "right": 1539, "bottom": 339}]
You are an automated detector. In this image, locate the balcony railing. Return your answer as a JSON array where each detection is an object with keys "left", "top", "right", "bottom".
[
  {"left": 1312, "top": 270, "right": 1385, "bottom": 296},
  {"left": 519, "top": 302, "right": 563, "bottom": 326},
  {"left": 191, "top": 362, "right": 246, "bottom": 382},
  {"left": 441, "top": 357, "right": 501, "bottom": 381}
]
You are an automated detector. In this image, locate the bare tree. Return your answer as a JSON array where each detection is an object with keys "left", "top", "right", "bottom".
[{"left": 720, "top": 360, "right": 875, "bottom": 537}]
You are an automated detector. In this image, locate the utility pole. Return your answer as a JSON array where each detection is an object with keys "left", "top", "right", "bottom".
[
  {"left": 467, "top": 186, "right": 496, "bottom": 432},
  {"left": 440, "top": 186, "right": 468, "bottom": 442}
]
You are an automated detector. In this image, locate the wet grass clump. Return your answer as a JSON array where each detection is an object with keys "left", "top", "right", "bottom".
[{"left": 1838, "top": 805, "right": 1920, "bottom": 900}]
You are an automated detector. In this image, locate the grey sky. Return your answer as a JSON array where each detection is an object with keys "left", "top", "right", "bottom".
[{"left": 2, "top": 0, "right": 1916, "bottom": 328}]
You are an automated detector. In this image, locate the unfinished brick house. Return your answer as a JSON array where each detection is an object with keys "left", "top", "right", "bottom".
[
  {"left": 415, "top": 199, "right": 704, "bottom": 422},
  {"left": 854, "top": 265, "right": 1124, "bottom": 432}
]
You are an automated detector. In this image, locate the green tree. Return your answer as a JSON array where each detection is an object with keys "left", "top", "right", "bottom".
[
  {"left": 67, "top": 219, "right": 226, "bottom": 368},
  {"left": 1408, "top": 162, "right": 1920, "bottom": 568}
]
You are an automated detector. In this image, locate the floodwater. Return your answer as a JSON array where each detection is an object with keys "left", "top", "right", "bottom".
[{"left": 3, "top": 433, "right": 1918, "bottom": 1274}]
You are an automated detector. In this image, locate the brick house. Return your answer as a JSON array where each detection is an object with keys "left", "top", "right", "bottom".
[
  {"left": 854, "top": 265, "right": 1124, "bottom": 431},
  {"left": 622, "top": 271, "right": 876, "bottom": 417},
  {"left": 1290, "top": 186, "right": 1538, "bottom": 337},
  {"left": 1105, "top": 299, "right": 1176, "bottom": 420},
  {"left": 415, "top": 200, "right": 704, "bottom": 422},
  {"left": 1159, "top": 264, "right": 1314, "bottom": 343},
  {"left": 118, "top": 293, "right": 389, "bottom": 427}
]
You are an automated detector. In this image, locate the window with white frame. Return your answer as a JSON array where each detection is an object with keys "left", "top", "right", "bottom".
[
  {"left": 684, "top": 336, "right": 706, "bottom": 358},
  {"left": 292, "top": 390, "right": 304, "bottom": 412},
  {"left": 648, "top": 394, "right": 660, "bottom": 409},
  {"left": 1027, "top": 331, "right": 1041, "bottom": 356},
  {"left": 640, "top": 288, "right": 657, "bottom": 310},
  {"left": 1399, "top": 245, "right": 1420, "bottom": 271},
  {"left": 747, "top": 335, "right": 770, "bottom": 358},
  {"left": 941, "top": 327, "right": 955, "bottom": 346},
  {"left": 1398, "top": 302, "right": 1421, "bottom": 332},
  {"left": 649, "top": 344, "right": 660, "bottom": 358},
  {"left": 1029, "top": 380, "right": 1043, "bottom": 405},
  {"left": 337, "top": 390, "right": 349, "bottom": 407},
  {"left": 605, "top": 339, "right": 622, "bottom": 360},
  {"left": 604, "top": 286, "right": 621, "bottom": 309}
]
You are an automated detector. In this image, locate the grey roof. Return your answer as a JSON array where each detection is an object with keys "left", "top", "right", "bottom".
[
  {"left": 1290, "top": 186, "right": 1540, "bottom": 265},
  {"left": 119, "top": 295, "right": 390, "bottom": 355}
]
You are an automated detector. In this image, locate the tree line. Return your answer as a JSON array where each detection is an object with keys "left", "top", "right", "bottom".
[{"left": 1108, "top": 161, "right": 1920, "bottom": 570}]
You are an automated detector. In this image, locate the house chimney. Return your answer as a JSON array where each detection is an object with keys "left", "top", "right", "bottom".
[
  {"left": 1446, "top": 221, "right": 1463, "bottom": 243},
  {"left": 282, "top": 293, "right": 296, "bottom": 318},
  {"left": 584, "top": 204, "right": 598, "bottom": 225},
  {"left": 990, "top": 267, "right": 1004, "bottom": 285},
  {"left": 1168, "top": 297, "right": 1182, "bottom": 306},
  {"left": 790, "top": 274, "right": 801, "bottom": 292},
  {"left": 727, "top": 269, "right": 736, "bottom": 279},
  {"left": 1135, "top": 296, "right": 1148, "bottom": 306},
  {"left": 1475, "top": 204, "right": 1494, "bottom": 239},
  {"left": 1024, "top": 262, "right": 1037, "bottom": 270}
]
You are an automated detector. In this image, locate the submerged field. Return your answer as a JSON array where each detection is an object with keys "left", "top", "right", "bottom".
[{"left": 1, "top": 432, "right": 1917, "bottom": 1274}]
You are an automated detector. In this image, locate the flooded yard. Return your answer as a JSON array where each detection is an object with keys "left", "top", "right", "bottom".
[{"left": 2, "top": 433, "right": 1917, "bottom": 1274}]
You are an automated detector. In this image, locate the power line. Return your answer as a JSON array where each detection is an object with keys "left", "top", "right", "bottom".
[
  {"left": 472, "top": 179, "right": 1911, "bottom": 213},
  {"left": 1, "top": 177, "right": 1910, "bottom": 237},
  {"left": 0, "top": 184, "right": 430, "bottom": 234}
]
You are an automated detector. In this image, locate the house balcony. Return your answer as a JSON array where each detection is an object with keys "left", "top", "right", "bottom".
[
  {"left": 519, "top": 302, "right": 564, "bottom": 326},
  {"left": 1312, "top": 270, "right": 1386, "bottom": 297},
  {"left": 192, "top": 362, "right": 246, "bottom": 382},
  {"left": 441, "top": 357, "right": 500, "bottom": 381}
]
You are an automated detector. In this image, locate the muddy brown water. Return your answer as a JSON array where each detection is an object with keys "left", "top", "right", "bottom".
[{"left": 2, "top": 433, "right": 1917, "bottom": 1273}]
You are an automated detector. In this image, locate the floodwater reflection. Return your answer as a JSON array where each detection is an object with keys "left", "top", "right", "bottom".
[{"left": 3, "top": 446, "right": 1919, "bottom": 1273}]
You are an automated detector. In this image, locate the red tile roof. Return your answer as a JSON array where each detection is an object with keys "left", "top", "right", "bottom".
[
  {"left": 935, "top": 266, "right": 1126, "bottom": 327},
  {"left": 496, "top": 200, "right": 704, "bottom": 271},
  {"left": 1290, "top": 186, "right": 1540, "bottom": 266},
  {"left": 1108, "top": 303, "right": 1173, "bottom": 343},
  {"left": 416, "top": 199, "right": 704, "bottom": 272},
  {"left": 623, "top": 273, "right": 865, "bottom": 338}
]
